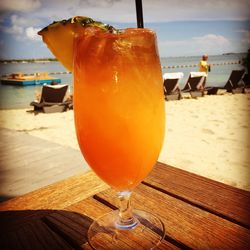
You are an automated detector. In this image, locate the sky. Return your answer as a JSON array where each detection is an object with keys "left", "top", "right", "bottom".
[{"left": 0, "top": 0, "right": 249, "bottom": 59}]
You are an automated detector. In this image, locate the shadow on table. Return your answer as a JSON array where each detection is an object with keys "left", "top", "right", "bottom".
[
  {"left": 0, "top": 209, "right": 93, "bottom": 249},
  {"left": 0, "top": 195, "right": 16, "bottom": 203}
]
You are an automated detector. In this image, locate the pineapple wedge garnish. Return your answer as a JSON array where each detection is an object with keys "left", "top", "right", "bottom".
[{"left": 38, "top": 16, "right": 115, "bottom": 71}]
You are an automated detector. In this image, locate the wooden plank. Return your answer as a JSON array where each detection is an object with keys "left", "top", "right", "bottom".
[
  {"left": 94, "top": 185, "right": 250, "bottom": 249},
  {"left": 69, "top": 197, "right": 180, "bottom": 249},
  {"left": 0, "top": 210, "right": 51, "bottom": 234},
  {"left": 0, "top": 231, "right": 22, "bottom": 250},
  {"left": 0, "top": 171, "right": 108, "bottom": 211},
  {"left": 144, "top": 162, "right": 250, "bottom": 228},
  {"left": 43, "top": 197, "right": 178, "bottom": 250},
  {"left": 31, "top": 220, "right": 74, "bottom": 250},
  {"left": 0, "top": 128, "right": 90, "bottom": 201},
  {"left": 0, "top": 220, "right": 73, "bottom": 250},
  {"left": 43, "top": 209, "right": 92, "bottom": 249},
  {"left": 1, "top": 161, "right": 249, "bottom": 249}
]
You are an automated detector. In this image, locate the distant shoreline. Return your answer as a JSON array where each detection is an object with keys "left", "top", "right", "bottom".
[
  {"left": 0, "top": 52, "right": 247, "bottom": 65},
  {"left": 0, "top": 58, "right": 58, "bottom": 64}
]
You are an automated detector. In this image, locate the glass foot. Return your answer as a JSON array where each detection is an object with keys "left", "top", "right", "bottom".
[{"left": 88, "top": 209, "right": 165, "bottom": 249}]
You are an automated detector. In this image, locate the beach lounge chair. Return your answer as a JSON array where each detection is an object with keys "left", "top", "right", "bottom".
[
  {"left": 242, "top": 73, "right": 250, "bottom": 93},
  {"left": 163, "top": 72, "right": 184, "bottom": 101},
  {"left": 207, "top": 70, "right": 246, "bottom": 95},
  {"left": 181, "top": 72, "right": 207, "bottom": 98},
  {"left": 30, "top": 84, "right": 70, "bottom": 113}
]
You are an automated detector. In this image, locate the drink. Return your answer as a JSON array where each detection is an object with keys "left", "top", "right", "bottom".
[
  {"left": 74, "top": 28, "right": 165, "bottom": 191},
  {"left": 39, "top": 15, "right": 166, "bottom": 248}
]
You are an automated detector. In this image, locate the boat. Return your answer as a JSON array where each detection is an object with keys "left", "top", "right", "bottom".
[{"left": 0, "top": 72, "right": 61, "bottom": 86}]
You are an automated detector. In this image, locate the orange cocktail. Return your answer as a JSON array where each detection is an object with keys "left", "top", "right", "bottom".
[{"left": 74, "top": 28, "right": 165, "bottom": 191}]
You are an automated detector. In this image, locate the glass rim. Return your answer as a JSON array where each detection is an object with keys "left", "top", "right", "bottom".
[{"left": 74, "top": 27, "right": 156, "bottom": 40}]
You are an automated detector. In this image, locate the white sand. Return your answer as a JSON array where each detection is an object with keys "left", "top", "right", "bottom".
[{"left": 0, "top": 93, "right": 249, "bottom": 191}]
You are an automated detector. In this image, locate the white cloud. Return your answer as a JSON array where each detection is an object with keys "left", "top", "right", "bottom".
[
  {"left": 10, "top": 15, "right": 32, "bottom": 27},
  {"left": 0, "top": 14, "right": 41, "bottom": 42},
  {"left": 0, "top": 0, "right": 249, "bottom": 59},
  {"left": 2, "top": 14, "right": 37, "bottom": 31},
  {"left": 193, "top": 34, "right": 231, "bottom": 51},
  {"left": 79, "top": 0, "right": 121, "bottom": 8},
  {"left": 0, "top": 0, "right": 41, "bottom": 12},
  {"left": 0, "top": 0, "right": 249, "bottom": 24},
  {"left": 0, "top": 15, "right": 25, "bottom": 38},
  {"left": 25, "top": 27, "right": 41, "bottom": 41},
  {"left": 142, "top": 0, "right": 250, "bottom": 22},
  {"left": 18, "top": 0, "right": 249, "bottom": 24},
  {"left": 159, "top": 34, "right": 232, "bottom": 56},
  {"left": 4, "top": 24, "right": 24, "bottom": 35}
]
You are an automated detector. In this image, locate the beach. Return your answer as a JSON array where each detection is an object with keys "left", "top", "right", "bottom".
[{"left": 0, "top": 93, "right": 250, "bottom": 193}]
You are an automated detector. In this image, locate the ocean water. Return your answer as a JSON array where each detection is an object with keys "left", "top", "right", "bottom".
[
  {"left": 0, "top": 62, "right": 73, "bottom": 109},
  {"left": 0, "top": 53, "right": 247, "bottom": 109}
]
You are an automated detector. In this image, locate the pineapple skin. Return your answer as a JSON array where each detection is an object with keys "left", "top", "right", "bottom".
[{"left": 38, "top": 16, "right": 115, "bottom": 71}]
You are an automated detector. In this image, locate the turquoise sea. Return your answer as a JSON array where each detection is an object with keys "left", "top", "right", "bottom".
[{"left": 0, "top": 53, "right": 246, "bottom": 109}]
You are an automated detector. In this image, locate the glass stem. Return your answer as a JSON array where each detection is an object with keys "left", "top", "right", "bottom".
[{"left": 116, "top": 191, "right": 138, "bottom": 229}]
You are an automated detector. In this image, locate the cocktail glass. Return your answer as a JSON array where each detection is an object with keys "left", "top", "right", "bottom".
[{"left": 73, "top": 27, "right": 165, "bottom": 249}]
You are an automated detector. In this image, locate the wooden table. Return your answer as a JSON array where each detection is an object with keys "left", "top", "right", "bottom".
[{"left": 0, "top": 162, "right": 250, "bottom": 249}]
